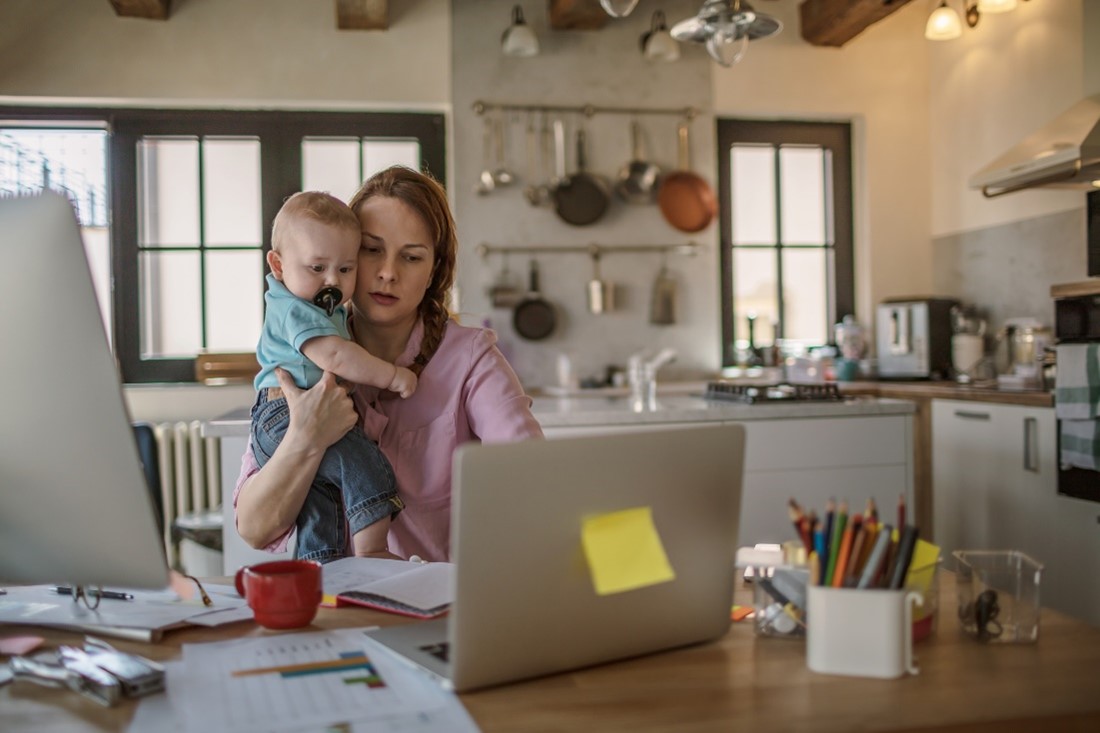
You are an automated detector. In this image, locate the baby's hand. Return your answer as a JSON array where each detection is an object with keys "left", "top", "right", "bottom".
[{"left": 389, "top": 366, "right": 418, "bottom": 398}]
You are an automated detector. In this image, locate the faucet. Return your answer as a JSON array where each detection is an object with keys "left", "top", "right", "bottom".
[{"left": 627, "top": 348, "right": 677, "bottom": 411}]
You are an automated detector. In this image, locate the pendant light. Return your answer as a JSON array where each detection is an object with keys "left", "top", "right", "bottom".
[
  {"left": 671, "top": 0, "right": 781, "bottom": 68},
  {"left": 925, "top": 0, "right": 963, "bottom": 41},
  {"left": 501, "top": 5, "right": 539, "bottom": 58}
]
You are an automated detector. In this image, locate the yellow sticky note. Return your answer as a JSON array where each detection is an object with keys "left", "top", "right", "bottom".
[
  {"left": 581, "top": 507, "right": 676, "bottom": 596},
  {"left": 904, "top": 538, "right": 942, "bottom": 596}
]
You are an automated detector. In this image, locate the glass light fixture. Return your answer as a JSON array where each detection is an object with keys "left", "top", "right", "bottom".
[
  {"left": 599, "top": 0, "right": 640, "bottom": 18},
  {"left": 640, "top": 10, "right": 681, "bottom": 62},
  {"left": 501, "top": 5, "right": 539, "bottom": 58},
  {"left": 977, "top": 0, "right": 1017, "bottom": 13},
  {"left": 706, "top": 27, "right": 750, "bottom": 67},
  {"left": 670, "top": 0, "right": 780, "bottom": 67},
  {"left": 925, "top": 0, "right": 963, "bottom": 40}
]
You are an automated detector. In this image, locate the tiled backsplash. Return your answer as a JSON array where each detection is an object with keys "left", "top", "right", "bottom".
[{"left": 931, "top": 206, "right": 1087, "bottom": 334}]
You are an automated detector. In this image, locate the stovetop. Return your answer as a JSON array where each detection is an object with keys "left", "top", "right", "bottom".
[{"left": 704, "top": 381, "right": 844, "bottom": 404}]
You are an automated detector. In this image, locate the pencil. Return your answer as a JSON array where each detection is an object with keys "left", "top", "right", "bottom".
[
  {"left": 844, "top": 518, "right": 868, "bottom": 586},
  {"left": 888, "top": 524, "right": 920, "bottom": 590},
  {"left": 856, "top": 524, "right": 893, "bottom": 589},
  {"left": 808, "top": 550, "right": 820, "bottom": 587},
  {"left": 821, "top": 498, "right": 835, "bottom": 574},
  {"left": 831, "top": 514, "right": 859, "bottom": 587},
  {"left": 788, "top": 498, "right": 812, "bottom": 552},
  {"left": 812, "top": 519, "right": 827, "bottom": 585},
  {"left": 897, "top": 493, "right": 906, "bottom": 532},
  {"left": 855, "top": 521, "right": 879, "bottom": 578},
  {"left": 824, "top": 500, "right": 847, "bottom": 586}
]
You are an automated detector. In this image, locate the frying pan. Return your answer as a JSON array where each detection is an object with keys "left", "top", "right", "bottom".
[
  {"left": 513, "top": 259, "right": 557, "bottom": 341},
  {"left": 553, "top": 127, "right": 610, "bottom": 227},
  {"left": 657, "top": 121, "right": 717, "bottom": 233}
]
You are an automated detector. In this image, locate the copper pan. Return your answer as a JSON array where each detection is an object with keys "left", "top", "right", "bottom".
[{"left": 657, "top": 121, "right": 716, "bottom": 233}]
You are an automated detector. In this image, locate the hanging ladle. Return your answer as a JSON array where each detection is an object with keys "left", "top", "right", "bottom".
[{"left": 476, "top": 116, "right": 496, "bottom": 195}]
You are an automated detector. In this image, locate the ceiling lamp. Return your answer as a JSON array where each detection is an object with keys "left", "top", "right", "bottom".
[
  {"left": 925, "top": 1, "right": 963, "bottom": 40},
  {"left": 671, "top": 0, "right": 781, "bottom": 67},
  {"left": 501, "top": 5, "right": 539, "bottom": 58},
  {"left": 599, "top": 0, "right": 640, "bottom": 18}
]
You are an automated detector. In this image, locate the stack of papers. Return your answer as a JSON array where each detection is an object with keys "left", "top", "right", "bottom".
[{"left": 128, "top": 628, "right": 480, "bottom": 733}]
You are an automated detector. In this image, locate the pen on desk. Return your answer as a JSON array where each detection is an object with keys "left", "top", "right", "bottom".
[{"left": 52, "top": 586, "right": 134, "bottom": 601}]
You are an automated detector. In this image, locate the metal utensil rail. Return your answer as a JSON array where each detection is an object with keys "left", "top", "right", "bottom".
[{"left": 477, "top": 241, "right": 700, "bottom": 259}]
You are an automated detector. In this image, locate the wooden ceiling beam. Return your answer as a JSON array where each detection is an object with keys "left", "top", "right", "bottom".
[
  {"left": 549, "top": 0, "right": 610, "bottom": 31},
  {"left": 108, "top": 0, "right": 170, "bottom": 20},
  {"left": 799, "top": 0, "right": 916, "bottom": 48},
  {"left": 336, "top": 0, "right": 388, "bottom": 31}
]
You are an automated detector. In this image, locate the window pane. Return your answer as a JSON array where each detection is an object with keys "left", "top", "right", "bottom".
[
  {"left": 303, "top": 138, "right": 361, "bottom": 202},
  {"left": 140, "top": 251, "right": 201, "bottom": 358},
  {"left": 205, "top": 250, "right": 263, "bottom": 351},
  {"left": 82, "top": 226, "right": 112, "bottom": 347},
  {"left": 363, "top": 139, "right": 420, "bottom": 180},
  {"left": 138, "top": 137, "right": 199, "bottom": 247},
  {"left": 780, "top": 146, "right": 827, "bottom": 245},
  {"left": 730, "top": 144, "right": 775, "bottom": 245},
  {"left": 782, "top": 248, "right": 828, "bottom": 346},
  {"left": 732, "top": 248, "right": 778, "bottom": 348},
  {"left": 203, "top": 137, "right": 261, "bottom": 247},
  {"left": 0, "top": 129, "right": 108, "bottom": 226}
]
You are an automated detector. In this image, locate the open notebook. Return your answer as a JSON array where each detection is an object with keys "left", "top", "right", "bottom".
[{"left": 321, "top": 557, "right": 455, "bottom": 619}]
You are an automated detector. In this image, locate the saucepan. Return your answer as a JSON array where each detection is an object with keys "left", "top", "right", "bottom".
[
  {"left": 553, "top": 126, "right": 610, "bottom": 227},
  {"left": 513, "top": 259, "right": 557, "bottom": 340},
  {"left": 658, "top": 120, "right": 717, "bottom": 233}
]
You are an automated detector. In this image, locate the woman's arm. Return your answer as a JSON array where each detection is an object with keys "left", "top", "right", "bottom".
[
  {"left": 235, "top": 368, "right": 358, "bottom": 548},
  {"left": 463, "top": 330, "right": 544, "bottom": 443}
]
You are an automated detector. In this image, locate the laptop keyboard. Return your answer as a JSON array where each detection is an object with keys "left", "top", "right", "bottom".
[{"left": 419, "top": 641, "right": 450, "bottom": 663}]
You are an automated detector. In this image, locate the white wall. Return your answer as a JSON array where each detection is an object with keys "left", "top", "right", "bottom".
[
  {"left": 711, "top": 0, "right": 931, "bottom": 329},
  {"left": 928, "top": 0, "right": 1085, "bottom": 236},
  {"left": 450, "top": 0, "right": 716, "bottom": 388}
]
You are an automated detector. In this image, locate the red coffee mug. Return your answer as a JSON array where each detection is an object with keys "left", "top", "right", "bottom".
[{"left": 235, "top": 559, "right": 323, "bottom": 630}]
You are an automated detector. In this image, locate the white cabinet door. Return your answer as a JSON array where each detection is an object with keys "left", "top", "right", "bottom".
[{"left": 931, "top": 401, "right": 1100, "bottom": 624}]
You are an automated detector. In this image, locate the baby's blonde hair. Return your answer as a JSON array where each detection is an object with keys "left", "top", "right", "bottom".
[{"left": 271, "top": 191, "right": 359, "bottom": 253}]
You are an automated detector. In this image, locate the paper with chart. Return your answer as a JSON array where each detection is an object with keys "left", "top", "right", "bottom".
[{"left": 175, "top": 628, "right": 478, "bottom": 733}]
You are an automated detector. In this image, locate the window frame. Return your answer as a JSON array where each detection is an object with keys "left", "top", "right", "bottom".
[
  {"left": 0, "top": 105, "right": 446, "bottom": 383},
  {"left": 716, "top": 118, "right": 854, "bottom": 366}
]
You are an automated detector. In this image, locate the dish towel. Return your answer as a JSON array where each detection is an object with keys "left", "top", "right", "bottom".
[
  {"left": 1055, "top": 344, "right": 1100, "bottom": 420},
  {"left": 1055, "top": 343, "right": 1100, "bottom": 470}
]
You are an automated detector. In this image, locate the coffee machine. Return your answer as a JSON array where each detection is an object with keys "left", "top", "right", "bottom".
[{"left": 875, "top": 298, "right": 958, "bottom": 379}]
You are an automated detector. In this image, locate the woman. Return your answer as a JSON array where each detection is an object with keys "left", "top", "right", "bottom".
[{"left": 235, "top": 166, "right": 543, "bottom": 562}]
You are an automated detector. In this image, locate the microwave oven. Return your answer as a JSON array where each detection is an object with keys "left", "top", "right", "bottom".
[{"left": 875, "top": 298, "right": 958, "bottom": 379}]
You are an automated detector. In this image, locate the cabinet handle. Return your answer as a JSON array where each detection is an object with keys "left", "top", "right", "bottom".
[
  {"left": 953, "top": 410, "right": 991, "bottom": 421},
  {"left": 1023, "top": 416, "right": 1039, "bottom": 472}
]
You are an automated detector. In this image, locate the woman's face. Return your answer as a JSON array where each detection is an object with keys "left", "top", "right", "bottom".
[{"left": 352, "top": 196, "right": 435, "bottom": 329}]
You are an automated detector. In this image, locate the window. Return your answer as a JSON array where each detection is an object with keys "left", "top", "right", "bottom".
[
  {"left": 0, "top": 107, "right": 445, "bottom": 383},
  {"left": 716, "top": 119, "right": 853, "bottom": 366}
]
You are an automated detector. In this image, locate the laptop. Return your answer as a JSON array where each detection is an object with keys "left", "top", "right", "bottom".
[{"left": 366, "top": 423, "right": 746, "bottom": 692}]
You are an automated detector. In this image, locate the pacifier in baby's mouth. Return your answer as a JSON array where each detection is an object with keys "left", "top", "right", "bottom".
[{"left": 313, "top": 287, "right": 343, "bottom": 317}]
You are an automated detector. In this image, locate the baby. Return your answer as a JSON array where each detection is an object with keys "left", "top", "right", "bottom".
[{"left": 250, "top": 191, "right": 416, "bottom": 562}]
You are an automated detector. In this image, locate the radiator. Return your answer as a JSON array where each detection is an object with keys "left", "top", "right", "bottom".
[{"left": 152, "top": 421, "right": 221, "bottom": 565}]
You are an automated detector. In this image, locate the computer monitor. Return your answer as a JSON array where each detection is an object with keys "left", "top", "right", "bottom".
[{"left": 0, "top": 192, "right": 169, "bottom": 589}]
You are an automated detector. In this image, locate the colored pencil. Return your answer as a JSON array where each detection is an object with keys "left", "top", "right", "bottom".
[
  {"left": 844, "top": 518, "right": 869, "bottom": 586},
  {"left": 888, "top": 524, "right": 920, "bottom": 590},
  {"left": 831, "top": 514, "right": 860, "bottom": 587},
  {"left": 788, "top": 498, "right": 812, "bottom": 552},
  {"left": 856, "top": 524, "right": 893, "bottom": 589},
  {"left": 808, "top": 550, "right": 820, "bottom": 587},
  {"left": 812, "top": 519, "right": 827, "bottom": 585},
  {"left": 824, "top": 501, "right": 847, "bottom": 586}
]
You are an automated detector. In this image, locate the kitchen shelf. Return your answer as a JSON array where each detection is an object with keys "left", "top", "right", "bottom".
[
  {"left": 472, "top": 100, "right": 701, "bottom": 121},
  {"left": 476, "top": 242, "right": 701, "bottom": 259}
]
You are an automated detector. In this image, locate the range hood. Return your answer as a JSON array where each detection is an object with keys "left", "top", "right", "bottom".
[{"left": 969, "top": 94, "right": 1100, "bottom": 198}]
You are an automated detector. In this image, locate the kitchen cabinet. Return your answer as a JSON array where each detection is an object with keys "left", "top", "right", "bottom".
[
  {"left": 545, "top": 414, "right": 914, "bottom": 549},
  {"left": 932, "top": 400, "right": 1099, "bottom": 625}
]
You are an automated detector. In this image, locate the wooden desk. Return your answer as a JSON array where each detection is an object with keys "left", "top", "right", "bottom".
[{"left": 3, "top": 573, "right": 1100, "bottom": 732}]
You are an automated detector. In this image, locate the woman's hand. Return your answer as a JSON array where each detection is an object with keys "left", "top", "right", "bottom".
[{"left": 275, "top": 367, "right": 358, "bottom": 454}]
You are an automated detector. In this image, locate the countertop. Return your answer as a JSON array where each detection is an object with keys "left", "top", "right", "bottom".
[
  {"left": 203, "top": 393, "right": 915, "bottom": 437},
  {"left": 838, "top": 380, "right": 1054, "bottom": 407}
]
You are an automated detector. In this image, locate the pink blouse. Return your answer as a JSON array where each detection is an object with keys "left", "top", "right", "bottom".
[{"left": 233, "top": 320, "right": 544, "bottom": 561}]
